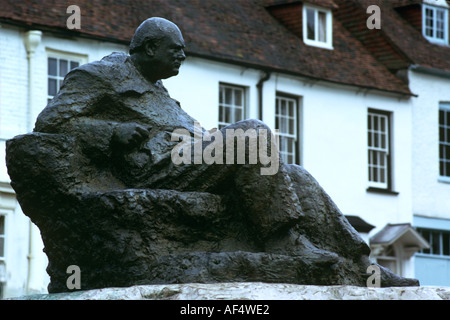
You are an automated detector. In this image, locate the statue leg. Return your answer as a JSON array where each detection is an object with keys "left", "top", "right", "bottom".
[{"left": 154, "top": 119, "right": 305, "bottom": 240}]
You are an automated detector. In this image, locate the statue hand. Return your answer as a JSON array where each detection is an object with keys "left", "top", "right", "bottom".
[{"left": 112, "top": 123, "right": 152, "bottom": 151}]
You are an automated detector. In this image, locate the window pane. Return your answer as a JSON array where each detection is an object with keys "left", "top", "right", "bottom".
[
  {"left": 0, "top": 216, "right": 4, "bottom": 234},
  {"left": 70, "top": 61, "right": 79, "bottom": 70},
  {"left": 373, "top": 165, "right": 378, "bottom": 181},
  {"left": 289, "top": 119, "right": 294, "bottom": 135},
  {"left": 48, "top": 78, "right": 57, "bottom": 96},
  {"left": 280, "top": 99, "right": 286, "bottom": 115},
  {"left": 440, "top": 110, "right": 445, "bottom": 125},
  {"left": 446, "top": 110, "right": 450, "bottom": 127},
  {"left": 380, "top": 168, "right": 385, "bottom": 183},
  {"left": 224, "top": 107, "right": 231, "bottom": 123},
  {"left": 289, "top": 101, "right": 294, "bottom": 117},
  {"left": 443, "top": 232, "right": 450, "bottom": 256},
  {"left": 48, "top": 58, "right": 57, "bottom": 76},
  {"left": 225, "top": 88, "right": 232, "bottom": 105},
  {"left": 288, "top": 155, "right": 293, "bottom": 164},
  {"left": 235, "top": 108, "right": 242, "bottom": 122},
  {"left": 0, "top": 238, "right": 3, "bottom": 257},
  {"left": 374, "top": 133, "right": 379, "bottom": 148},
  {"left": 318, "top": 11, "right": 327, "bottom": 42},
  {"left": 59, "top": 59, "right": 68, "bottom": 77},
  {"left": 219, "top": 105, "right": 224, "bottom": 120},
  {"left": 374, "top": 116, "right": 379, "bottom": 130},
  {"left": 432, "top": 231, "right": 441, "bottom": 254},
  {"left": 421, "top": 230, "right": 431, "bottom": 254},
  {"left": 381, "top": 134, "right": 386, "bottom": 149},
  {"left": 380, "top": 117, "right": 386, "bottom": 132},
  {"left": 219, "top": 88, "right": 224, "bottom": 104},
  {"left": 234, "top": 89, "right": 242, "bottom": 107},
  {"left": 307, "top": 8, "right": 315, "bottom": 40}
]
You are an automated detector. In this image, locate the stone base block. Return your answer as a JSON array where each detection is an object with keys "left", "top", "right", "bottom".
[{"left": 10, "top": 282, "right": 450, "bottom": 300}]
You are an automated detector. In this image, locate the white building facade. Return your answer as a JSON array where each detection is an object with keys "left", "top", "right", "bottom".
[
  {"left": 1, "top": 0, "right": 449, "bottom": 297},
  {"left": 409, "top": 67, "right": 450, "bottom": 286}
]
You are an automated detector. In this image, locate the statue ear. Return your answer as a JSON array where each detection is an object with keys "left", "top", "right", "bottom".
[
  {"left": 143, "top": 40, "right": 156, "bottom": 57},
  {"left": 144, "top": 39, "right": 161, "bottom": 57}
]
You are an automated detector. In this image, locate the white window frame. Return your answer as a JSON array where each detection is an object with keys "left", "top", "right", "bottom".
[
  {"left": 47, "top": 50, "right": 87, "bottom": 103},
  {"left": 439, "top": 103, "right": 450, "bottom": 182},
  {"left": 422, "top": 4, "right": 449, "bottom": 45},
  {"left": 368, "top": 110, "right": 391, "bottom": 189},
  {"left": 275, "top": 95, "right": 299, "bottom": 165},
  {"left": 0, "top": 213, "right": 5, "bottom": 263},
  {"left": 218, "top": 83, "right": 247, "bottom": 129},
  {"left": 302, "top": 4, "right": 333, "bottom": 49}
]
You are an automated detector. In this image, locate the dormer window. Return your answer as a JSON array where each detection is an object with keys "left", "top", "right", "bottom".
[
  {"left": 423, "top": 4, "right": 448, "bottom": 45},
  {"left": 303, "top": 4, "right": 333, "bottom": 49}
]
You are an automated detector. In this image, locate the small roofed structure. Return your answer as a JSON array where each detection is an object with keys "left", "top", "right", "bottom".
[{"left": 370, "top": 223, "right": 429, "bottom": 276}]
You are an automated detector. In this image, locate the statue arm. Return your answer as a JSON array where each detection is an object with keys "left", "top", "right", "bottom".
[{"left": 35, "top": 67, "right": 151, "bottom": 164}]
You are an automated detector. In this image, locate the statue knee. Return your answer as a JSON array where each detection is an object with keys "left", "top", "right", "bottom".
[{"left": 227, "top": 119, "right": 272, "bottom": 134}]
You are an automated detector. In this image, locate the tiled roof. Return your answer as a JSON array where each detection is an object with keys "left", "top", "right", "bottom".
[
  {"left": 0, "top": 0, "right": 421, "bottom": 95},
  {"left": 264, "top": 0, "right": 339, "bottom": 9},
  {"left": 334, "top": 0, "right": 450, "bottom": 73}
]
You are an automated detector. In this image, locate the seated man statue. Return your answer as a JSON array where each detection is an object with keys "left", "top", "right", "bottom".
[{"left": 10, "top": 17, "right": 418, "bottom": 292}]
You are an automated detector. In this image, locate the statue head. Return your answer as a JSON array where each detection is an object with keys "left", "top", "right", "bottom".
[{"left": 129, "top": 17, "right": 186, "bottom": 83}]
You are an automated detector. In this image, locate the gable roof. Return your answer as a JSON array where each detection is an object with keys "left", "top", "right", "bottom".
[
  {"left": 334, "top": 0, "right": 450, "bottom": 74},
  {"left": 0, "top": 0, "right": 417, "bottom": 95}
]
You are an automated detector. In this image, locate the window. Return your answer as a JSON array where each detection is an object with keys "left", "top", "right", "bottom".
[
  {"left": 275, "top": 95, "right": 299, "bottom": 164},
  {"left": 218, "top": 84, "right": 246, "bottom": 129},
  {"left": 439, "top": 103, "right": 450, "bottom": 179},
  {"left": 47, "top": 56, "right": 81, "bottom": 103},
  {"left": 418, "top": 228, "right": 450, "bottom": 256},
  {"left": 368, "top": 110, "right": 391, "bottom": 189},
  {"left": 0, "top": 215, "right": 4, "bottom": 261},
  {"left": 0, "top": 215, "right": 4, "bottom": 299},
  {"left": 303, "top": 5, "right": 333, "bottom": 49},
  {"left": 423, "top": 4, "right": 448, "bottom": 45}
]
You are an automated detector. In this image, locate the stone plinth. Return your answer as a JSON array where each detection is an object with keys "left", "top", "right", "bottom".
[{"left": 9, "top": 283, "right": 450, "bottom": 300}]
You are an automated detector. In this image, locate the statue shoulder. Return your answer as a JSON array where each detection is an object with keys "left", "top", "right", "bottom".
[{"left": 67, "top": 52, "right": 129, "bottom": 83}]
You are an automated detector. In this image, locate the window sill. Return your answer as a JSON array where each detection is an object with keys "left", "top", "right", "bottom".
[
  {"left": 415, "top": 253, "right": 450, "bottom": 260},
  {"left": 303, "top": 40, "right": 334, "bottom": 50},
  {"left": 438, "top": 177, "right": 450, "bottom": 184},
  {"left": 366, "top": 187, "right": 399, "bottom": 196}
]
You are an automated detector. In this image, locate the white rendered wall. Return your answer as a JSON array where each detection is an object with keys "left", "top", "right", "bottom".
[
  {"left": 409, "top": 70, "right": 450, "bottom": 220},
  {"left": 168, "top": 58, "right": 413, "bottom": 238}
]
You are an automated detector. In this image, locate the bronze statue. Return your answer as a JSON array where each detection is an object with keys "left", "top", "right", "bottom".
[{"left": 6, "top": 18, "right": 419, "bottom": 293}]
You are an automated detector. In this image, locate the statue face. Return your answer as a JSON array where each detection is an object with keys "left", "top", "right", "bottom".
[{"left": 151, "top": 29, "right": 186, "bottom": 80}]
